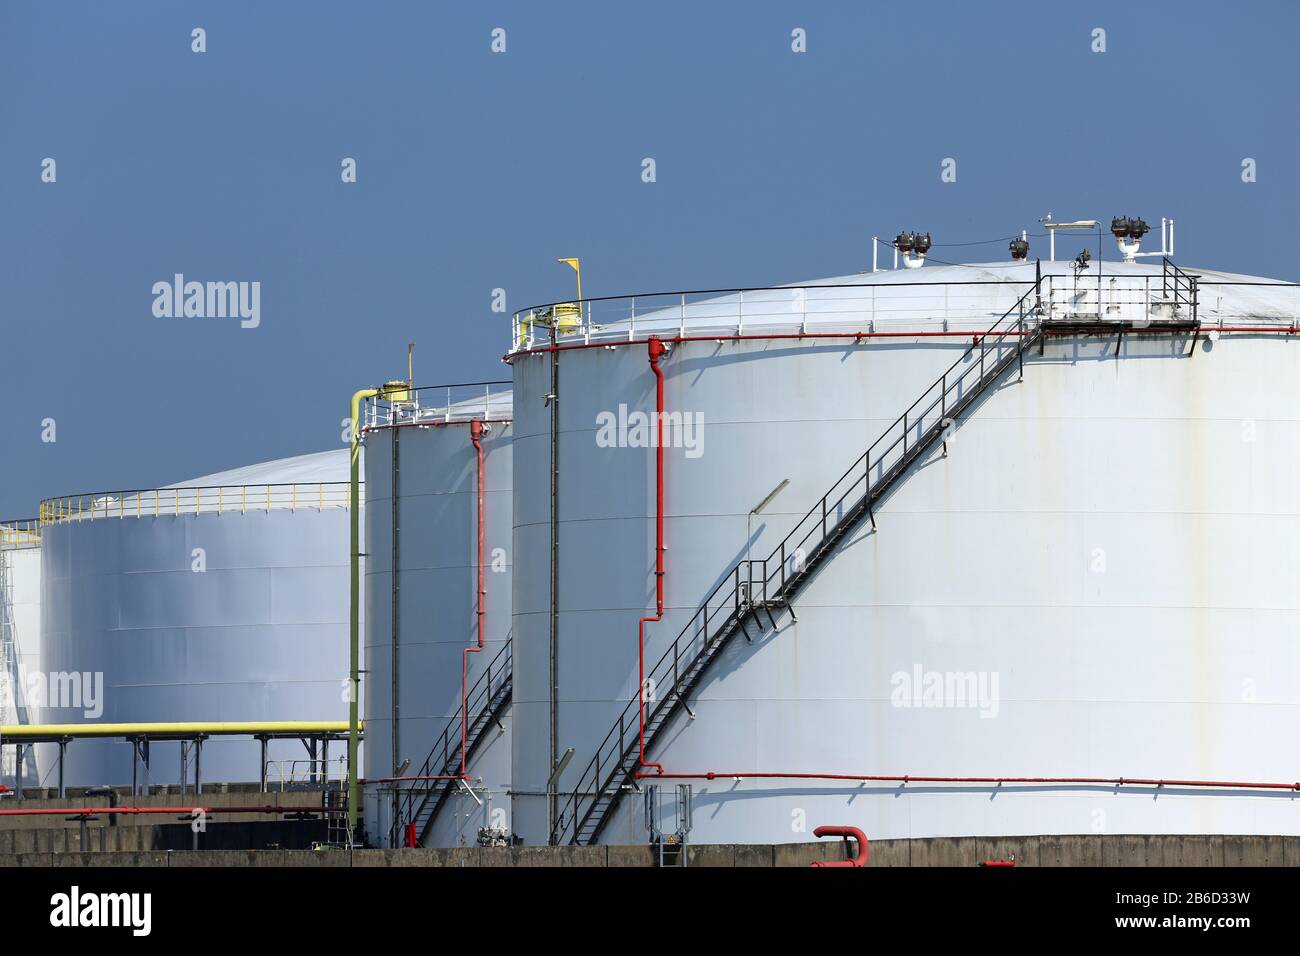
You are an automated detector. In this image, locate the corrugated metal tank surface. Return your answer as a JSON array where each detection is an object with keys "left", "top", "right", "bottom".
[
  {"left": 1, "top": 527, "right": 42, "bottom": 786},
  {"left": 37, "top": 450, "right": 355, "bottom": 788},
  {"left": 363, "top": 389, "right": 513, "bottom": 847},
  {"left": 511, "top": 261, "right": 1300, "bottom": 845}
]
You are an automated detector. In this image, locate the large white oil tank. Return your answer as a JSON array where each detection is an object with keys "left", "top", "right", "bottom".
[
  {"left": 362, "top": 383, "right": 513, "bottom": 848},
  {"left": 38, "top": 449, "right": 357, "bottom": 789},
  {"left": 509, "top": 258, "right": 1300, "bottom": 846},
  {"left": 1, "top": 519, "right": 43, "bottom": 787}
]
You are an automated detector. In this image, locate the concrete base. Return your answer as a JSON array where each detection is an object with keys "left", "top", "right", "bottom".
[{"left": 3, "top": 834, "right": 1299, "bottom": 867}]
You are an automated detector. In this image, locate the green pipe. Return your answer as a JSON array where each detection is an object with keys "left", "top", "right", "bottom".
[{"left": 349, "top": 387, "right": 378, "bottom": 838}]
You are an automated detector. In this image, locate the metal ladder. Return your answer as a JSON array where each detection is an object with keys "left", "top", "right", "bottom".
[
  {"left": 552, "top": 280, "right": 1047, "bottom": 846},
  {"left": 0, "top": 550, "right": 28, "bottom": 723},
  {"left": 395, "top": 640, "right": 512, "bottom": 846}
]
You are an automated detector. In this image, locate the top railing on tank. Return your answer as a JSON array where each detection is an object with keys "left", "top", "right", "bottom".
[
  {"left": 0, "top": 519, "right": 40, "bottom": 548},
  {"left": 362, "top": 381, "right": 512, "bottom": 431},
  {"left": 38, "top": 482, "right": 353, "bottom": 525},
  {"left": 509, "top": 279, "right": 1036, "bottom": 352},
  {"left": 510, "top": 270, "right": 1300, "bottom": 353}
]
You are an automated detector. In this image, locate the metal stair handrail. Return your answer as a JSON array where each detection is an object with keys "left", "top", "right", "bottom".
[
  {"left": 1162, "top": 257, "right": 1199, "bottom": 319},
  {"left": 394, "top": 640, "right": 512, "bottom": 845}
]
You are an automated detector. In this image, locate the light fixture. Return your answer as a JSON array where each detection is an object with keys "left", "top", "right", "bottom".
[
  {"left": 548, "top": 747, "right": 575, "bottom": 788},
  {"left": 1042, "top": 218, "right": 1099, "bottom": 261}
]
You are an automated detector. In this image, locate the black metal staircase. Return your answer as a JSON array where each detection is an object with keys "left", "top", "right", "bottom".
[
  {"left": 551, "top": 281, "right": 1047, "bottom": 846},
  {"left": 395, "top": 640, "right": 512, "bottom": 846}
]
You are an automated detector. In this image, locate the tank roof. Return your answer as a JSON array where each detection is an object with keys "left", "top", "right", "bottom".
[{"left": 168, "top": 448, "right": 351, "bottom": 488}]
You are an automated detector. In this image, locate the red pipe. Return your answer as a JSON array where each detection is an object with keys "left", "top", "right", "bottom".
[
  {"left": 648, "top": 771, "right": 1300, "bottom": 791},
  {"left": 637, "top": 337, "right": 668, "bottom": 776},
  {"left": 460, "top": 419, "right": 487, "bottom": 779},
  {"left": 980, "top": 859, "right": 1016, "bottom": 867},
  {"left": 810, "top": 825, "right": 868, "bottom": 867},
  {"left": 364, "top": 416, "right": 512, "bottom": 434},
  {"left": 505, "top": 325, "right": 1300, "bottom": 362}
]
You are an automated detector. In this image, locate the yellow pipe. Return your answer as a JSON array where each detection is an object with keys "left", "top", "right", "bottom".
[
  {"left": 0, "top": 721, "right": 359, "bottom": 739},
  {"left": 349, "top": 387, "right": 379, "bottom": 836}
]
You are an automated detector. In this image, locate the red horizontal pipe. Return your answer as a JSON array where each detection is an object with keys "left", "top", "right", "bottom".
[
  {"left": 505, "top": 325, "right": 1299, "bottom": 362},
  {"left": 363, "top": 417, "right": 512, "bottom": 433},
  {"left": 810, "top": 825, "right": 868, "bottom": 867},
  {"left": 980, "top": 859, "right": 1016, "bottom": 867},
  {"left": 649, "top": 772, "right": 1300, "bottom": 791}
]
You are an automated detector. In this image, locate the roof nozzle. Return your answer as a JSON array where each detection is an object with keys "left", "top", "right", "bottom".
[
  {"left": 895, "top": 231, "right": 929, "bottom": 269},
  {"left": 1009, "top": 237, "right": 1029, "bottom": 261},
  {"left": 1111, "top": 215, "right": 1150, "bottom": 262}
]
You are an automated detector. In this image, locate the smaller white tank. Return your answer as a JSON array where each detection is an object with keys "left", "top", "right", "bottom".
[
  {"left": 361, "top": 383, "right": 514, "bottom": 848},
  {"left": 38, "top": 450, "right": 357, "bottom": 789}
]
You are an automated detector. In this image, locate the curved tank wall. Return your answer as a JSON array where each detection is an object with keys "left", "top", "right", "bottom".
[
  {"left": 363, "top": 389, "right": 513, "bottom": 848},
  {"left": 38, "top": 449, "right": 356, "bottom": 788},
  {"left": 511, "top": 261, "right": 1300, "bottom": 845},
  {"left": 1, "top": 524, "right": 43, "bottom": 787}
]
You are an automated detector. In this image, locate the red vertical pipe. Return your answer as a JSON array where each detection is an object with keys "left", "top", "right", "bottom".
[
  {"left": 473, "top": 419, "right": 487, "bottom": 649},
  {"left": 638, "top": 337, "right": 667, "bottom": 775},
  {"left": 461, "top": 419, "right": 487, "bottom": 778}
]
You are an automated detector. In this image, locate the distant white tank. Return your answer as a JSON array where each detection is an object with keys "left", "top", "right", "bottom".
[
  {"left": 361, "top": 384, "right": 513, "bottom": 848},
  {"left": 38, "top": 449, "right": 357, "bottom": 789},
  {"left": 509, "top": 259, "right": 1300, "bottom": 846},
  {"left": 1, "top": 519, "right": 42, "bottom": 787}
]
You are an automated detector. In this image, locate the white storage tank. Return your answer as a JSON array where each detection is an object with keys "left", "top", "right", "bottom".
[
  {"left": 362, "top": 383, "right": 513, "bottom": 847},
  {"left": 509, "top": 257, "right": 1300, "bottom": 846},
  {"left": 1, "top": 519, "right": 43, "bottom": 788},
  {"left": 37, "top": 449, "right": 357, "bottom": 788}
]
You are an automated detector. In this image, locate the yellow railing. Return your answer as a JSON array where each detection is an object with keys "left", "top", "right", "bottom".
[
  {"left": 0, "top": 519, "right": 40, "bottom": 548},
  {"left": 38, "top": 482, "right": 356, "bottom": 526}
]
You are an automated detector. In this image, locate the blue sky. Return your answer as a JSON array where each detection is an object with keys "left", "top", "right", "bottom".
[{"left": 1, "top": 0, "right": 1296, "bottom": 516}]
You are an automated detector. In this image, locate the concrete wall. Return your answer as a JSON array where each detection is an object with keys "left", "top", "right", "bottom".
[{"left": 4, "top": 834, "right": 1300, "bottom": 867}]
